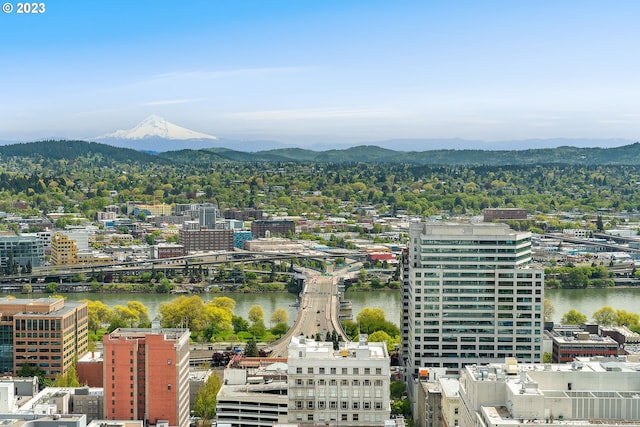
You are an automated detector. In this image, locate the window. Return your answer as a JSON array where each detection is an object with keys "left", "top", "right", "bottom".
[
  {"left": 319, "top": 379, "right": 325, "bottom": 385},
  {"left": 330, "top": 379, "right": 337, "bottom": 386},
  {"left": 353, "top": 402, "right": 359, "bottom": 409},
  {"left": 353, "top": 414, "right": 359, "bottom": 421},
  {"left": 307, "top": 379, "right": 314, "bottom": 386},
  {"left": 307, "top": 367, "right": 314, "bottom": 374},
  {"left": 342, "top": 368, "right": 347, "bottom": 374},
  {"left": 364, "top": 402, "right": 371, "bottom": 409},
  {"left": 364, "top": 368, "right": 371, "bottom": 374},
  {"left": 296, "top": 367, "right": 302, "bottom": 374},
  {"left": 330, "top": 401, "right": 337, "bottom": 409},
  {"left": 296, "top": 379, "right": 303, "bottom": 385},
  {"left": 341, "top": 414, "right": 348, "bottom": 421},
  {"left": 319, "top": 401, "right": 326, "bottom": 409},
  {"left": 375, "top": 402, "right": 382, "bottom": 410},
  {"left": 296, "top": 401, "right": 303, "bottom": 409},
  {"left": 353, "top": 379, "right": 360, "bottom": 386},
  {"left": 330, "top": 367, "right": 336, "bottom": 374},
  {"left": 308, "top": 401, "right": 314, "bottom": 409},
  {"left": 375, "top": 379, "right": 383, "bottom": 386},
  {"left": 167, "top": 384, "right": 172, "bottom": 390},
  {"left": 167, "top": 359, "right": 171, "bottom": 365},
  {"left": 341, "top": 379, "right": 348, "bottom": 386},
  {"left": 307, "top": 414, "right": 314, "bottom": 421},
  {"left": 319, "top": 367, "right": 325, "bottom": 374},
  {"left": 342, "top": 401, "right": 348, "bottom": 409},
  {"left": 376, "top": 368, "right": 382, "bottom": 375},
  {"left": 353, "top": 368, "right": 359, "bottom": 374}
]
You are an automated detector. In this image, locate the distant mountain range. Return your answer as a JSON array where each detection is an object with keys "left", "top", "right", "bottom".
[
  {"left": 0, "top": 116, "right": 636, "bottom": 153},
  {"left": 2, "top": 139, "right": 640, "bottom": 166}
]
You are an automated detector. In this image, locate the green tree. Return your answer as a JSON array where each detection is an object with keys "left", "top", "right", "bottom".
[
  {"left": 390, "top": 381, "right": 406, "bottom": 400},
  {"left": 45, "top": 282, "right": 58, "bottom": 293},
  {"left": 249, "top": 320, "right": 266, "bottom": 338},
  {"left": 53, "top": 363, "right": 80, "bottom": 387},
  {"left": 232, "top": 316, "right": 249, "bottom": 333},
  {"left": 270, "top": 308, "right": 289, "bottom": 325},
  {"left": 83, "top": 300, "right": 112, "bottom": 333},
  {"left": 271, "top": 322, "right": 288, "bottom": 337},
  {"left": 543, "top": 352, "right": 553, "bottom": 363},
  {"left": 616, "top": 309, "right": 640, "bottom": 327},
  {"left": 248, "top": 305, "right": 265, "bottom": 324},
  {"left": 543, "top": 298, "right": 555, "bottom": 322},
  {"left": 593, "top": 306, "right": 617, "bottom": 326},
  {"left": 193, "top": 374, "right": 222, "bottom": 422},
  {"left": 244, "top": 337, "right": 259, "bottom": 356},
  {"left": 561, "top": 309, "right": 587, "bottom": 325}
]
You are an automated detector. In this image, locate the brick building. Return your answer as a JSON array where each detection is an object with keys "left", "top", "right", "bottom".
[
  {"left": 103, "top": 326, "right": 190, "bottom": 427},
  {"left": 178, "top": 228, "right": 234, "bottom": 252}
]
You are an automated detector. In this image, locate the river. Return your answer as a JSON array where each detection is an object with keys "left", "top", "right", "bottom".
[{"left": 22, "top": 287, "right": 640, "bottom": 326}]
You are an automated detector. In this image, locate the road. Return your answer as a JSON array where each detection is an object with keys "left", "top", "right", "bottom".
[{"left": 266, "top": 265, "right": 349, "bottom": 357}]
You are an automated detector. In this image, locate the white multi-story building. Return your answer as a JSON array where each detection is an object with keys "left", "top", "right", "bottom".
[
  {"left": 216, "top": 358, "right": 288, "bottom": 427},
  {"left": 459, "top": 357, "right": 640, "bottom": 427},
  {"left": 403, "top": 223, "right": 544, "bottom": 375},
  {"left": 287, "top": 335, "right": 391, "bottom": 426}
]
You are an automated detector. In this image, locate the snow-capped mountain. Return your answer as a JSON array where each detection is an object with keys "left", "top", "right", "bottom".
[
  {"left": 93, "top": 115, "right": 219, "bottom": 152},
  {"left": 100, "top": 115, "right": 217, "bottom": 140}
]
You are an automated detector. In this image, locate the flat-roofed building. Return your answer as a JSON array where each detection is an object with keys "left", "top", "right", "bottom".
[
  {"left": 0, "top": 235, "right": 45, "bottom": 269},
  {"left": 0, "top": 297, "right": 88, "bottom": 379},
  {"left": 103, "top": 326, "right": 190, "bottom": 427},
  {"left": 459, "top": 357, "right": 640, "bottom": 427},
  {"left": 287, "top": 335, "right": 391, "bottom": 426},
  {"left": 403, "top": 223, "right": 544, "bottom": 375}
]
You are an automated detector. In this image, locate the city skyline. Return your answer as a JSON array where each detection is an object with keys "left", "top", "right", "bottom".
[{"left": 2, "top": 1, "right": 640, "bottom": 147}]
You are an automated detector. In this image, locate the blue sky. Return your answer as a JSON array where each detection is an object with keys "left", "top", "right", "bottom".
[{"left": 1, "top": 0, "right": 639, "bottom": 145}]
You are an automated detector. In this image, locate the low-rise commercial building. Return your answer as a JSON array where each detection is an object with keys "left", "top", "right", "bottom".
[
  {"left": 287, "top": 335, "right": 391, "bottom": 426},
  {"left": 459, "top": 357, "right": 640, "bottom": 427}
]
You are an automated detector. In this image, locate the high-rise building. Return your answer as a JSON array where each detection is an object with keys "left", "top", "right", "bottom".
[
  {"left": 403, "top": 223, "right": 544, "bottom": 375},
  {"left": 103, "top": 326, "right": 190, "bottom": 427},
  {"left": 287, "top": 335, "right": 391, "bottom": 426},
  {"left": 0, "top": 297, "right": 88, "bottom": 378},
  {"left": 198, "top": 204, "right": 217, "bottom": 229}
]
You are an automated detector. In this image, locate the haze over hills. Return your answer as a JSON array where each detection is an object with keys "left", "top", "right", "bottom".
[{"left": 0, "top": 115, "right": 636, "bottom": 153}]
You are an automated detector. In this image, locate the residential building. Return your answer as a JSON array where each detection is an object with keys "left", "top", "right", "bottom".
[
  {"left": 0, "top": 297, "right": 88, "bottom": 379},
  {"left": 287, "top": 335, "right": 391, "bottom": 426},
  {"left": 178, "top": 228, "right": 233, "bottom": 252},
  {"left": 459, "top": 357, "right": 640, "bottom": 427},
  {"left": 251, "top": 220, "right": 295, "bottom": 238},
  {"left": 0, "top": 236, "right": 45, "bottom": 269},
  {"left": 103, "top": 326, "right": 190, "bottom": 427},
  {"left": 403, "top": 223, "right": 544, "bottom": 376}
]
